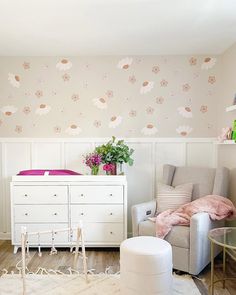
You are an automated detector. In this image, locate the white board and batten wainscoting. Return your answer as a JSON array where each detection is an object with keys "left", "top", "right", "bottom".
[{"left": 0, "top": 137, "right": 218, "bottom": 242}]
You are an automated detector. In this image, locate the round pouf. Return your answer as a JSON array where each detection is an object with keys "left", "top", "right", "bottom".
[{"left": 120, "top": 236, "right": 173, "bottom": 295}]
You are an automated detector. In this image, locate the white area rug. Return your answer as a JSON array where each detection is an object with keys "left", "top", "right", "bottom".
[{"left": 0, "top": 273, "right": 201, "bottom": 295}]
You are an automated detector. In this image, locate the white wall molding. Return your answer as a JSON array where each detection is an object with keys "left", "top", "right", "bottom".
[
  {"left": 1, "top": 142, "right": 7, "bottom": 234},
  {"left": 0, "top": 232, "right": 11, "bottom": 240},
  {"left": 0, "top": 137, "right": 217, "bottom": 143},
  {"left": 0, "top": 137, "right": 217, "bottom": 238}
]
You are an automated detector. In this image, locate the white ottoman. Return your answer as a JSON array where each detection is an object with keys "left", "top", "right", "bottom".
[{"left": 120, "top": 236, "right": 173, "bottom": 295}]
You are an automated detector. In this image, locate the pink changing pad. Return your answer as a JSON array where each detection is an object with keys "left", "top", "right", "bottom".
[{"left": 18, "top": 169, "right": 82, "bottom": 176}]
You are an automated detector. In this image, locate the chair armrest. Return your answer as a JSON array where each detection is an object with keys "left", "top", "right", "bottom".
[
  {"left": 131, "top": 201, "right": 157, "bottom": 237},
  {"left": 189, "top": 212, "right": 224, "bottom": 275}
]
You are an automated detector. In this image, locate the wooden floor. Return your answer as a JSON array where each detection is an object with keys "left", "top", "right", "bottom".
[{"left": 0, "top": 240, "right": 236, "bottom": 295}]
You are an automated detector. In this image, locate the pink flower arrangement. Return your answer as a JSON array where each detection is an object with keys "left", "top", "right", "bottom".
[
  {"left": 103, "top": 163, "right": 116, "bottom": 173},
  {"left": 84, "top": 153, "right": 102, "bottom": 169}
]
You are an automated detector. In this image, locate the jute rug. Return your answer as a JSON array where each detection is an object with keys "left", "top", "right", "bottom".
[{"left": 0, "top": 273, "right": 201, "bottom": 295}]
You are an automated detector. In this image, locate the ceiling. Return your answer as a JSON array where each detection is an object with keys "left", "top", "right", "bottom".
[{"left": 0, "top": 0, "right": 236, "bottom": 56}]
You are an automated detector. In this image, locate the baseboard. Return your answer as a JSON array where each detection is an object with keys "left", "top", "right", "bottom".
[
  {"left": 0, "top": 232, "right": 11, "bottom": 240},
  {"left": 1, "top": 231, "right": 131, "bottom": 241}
]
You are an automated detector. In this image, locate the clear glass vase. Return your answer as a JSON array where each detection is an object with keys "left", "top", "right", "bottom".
[
  {"left": 91, "top": 166, "right": 99, "bottom": 175},
  {"left": 117, "top": 163, "right": 124, "bottom": 175}
]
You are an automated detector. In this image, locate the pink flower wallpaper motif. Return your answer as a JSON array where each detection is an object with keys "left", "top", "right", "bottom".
[
  {"left": 208, "top": 76, "right": 216, "bottom": 84},
  {"left": 93, "top": 97, "right": 108, "bottom": 109},
  {"left": 22, "top": 62, "right": 30, "bottom": 70},
  {"left": 71, "top": 94, "right": 80, "bottom": 102},
  {"left": 200, "top": 105, "right": 208, "bottom": 113},
  {"left": 56, "top": 59, "right": 72, "bottom": 71},
  {"left": 201, "top": 57, "right": 217, "bottom": 70},
  {"left": 109, "top": 116, "right": 122, "bottom": 128},
  {"left": 117, "top": 57, "right": 133, "bottom": 70},
  {"left": 54, "top": 126, "right": 61, "bottom": 134},
  {"left": 23, "top": 106, "right": 31, "bottom": 115},
  {"left": 35, "top": 104, "right": 51, "bottom": 115},
  {"left": 35, "top": 90, "right": 43, "bottom": 98},
  {"left": 182, "top": 83, "right": 191, "bottom": 92},
  {"left": 140, "top": 81, "right": 154, "bottom": 94},
  {"left": 146, "top": 107, "right": 154, "bottom": 115},
  {"left": 0, "top": 56, "right": 220, "bottom": 137},
  {"left": 15, "top": 125, "right": 22, "bottom": 133},
  {"left": 1, "top": 105, "right": 17, "bottom": 116},
  {"left": 160, "top": 79, "right": 168, "bottom": 87},
  {"left": 189, "top": 57, "right": 197, "bottom": 66},
  {"left": 141, "top": 124, "right": 158, "bottom": 135},
  {"left": 106, "top": 90, "right": 113, "bottom": 98},
  {"left": 129, "top": 110, "right": 137, "bottom": 117},
  {"left": 177, "top": 107, "right": 193, "bottom": 118},
  {"left": 176, "top": 126, "right": 193, "bottom": 136},
  {"left": 66, "top": 124, "right": 81, "bottom": 135},
  {"left": 128, "top": 75, "right": 136, "bottom": 84},
  {"left": 152, "top": 66, "right": 160, "bottom": 74},
  {"left": 8, "top": 73, "right": 20, "bottom": 88},
  {"left": 62, "top": 73, "right": 70, "bottom": 82},
  {"left": 93, "top": 120, "right": 101, "bottom": 128},
  {"left": 156, "top": 97, "right": 164, "bottom": 104}
]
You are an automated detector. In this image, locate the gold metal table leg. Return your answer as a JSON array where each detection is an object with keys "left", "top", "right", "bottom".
[
  {"left": 210, "top": 241, "right": 214, "bottom": 295},
  {"left": 223, "top": 246, "right": 226, "bottom": 288}
]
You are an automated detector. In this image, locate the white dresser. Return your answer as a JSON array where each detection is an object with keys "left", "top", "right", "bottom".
[{"left": 11, "top": 175, "right": 127, "bottom": 253}]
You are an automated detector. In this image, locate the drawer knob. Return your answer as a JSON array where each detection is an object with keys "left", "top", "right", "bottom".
[
  {"left": 24, "top": 194, "right": 28, "bottom": 197},
  {"left": 53, "top": 194, "right": 57, "bottom": 197},
  {"left": 110, "top": 213, "right": 113, "bottom": 215},
  {"left": 54, "top": 213, "right": 58, "bottom": 216},
  {"left": 109, "top": 193, "right": 113, "bottom": 196},
  {"left": 25, "top": 213, "right": 28, "bottom": 216},
  {"left": 81, "top": 213, "right": 84, "bottom": 216},
  {"left": 80, "top": 194, "right": 84, "bottom": 197},
  {"left": 110, "top": 231, "right": 113, "bottom": 235}
]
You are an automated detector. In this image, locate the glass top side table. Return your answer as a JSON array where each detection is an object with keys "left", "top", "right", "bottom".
[{"left": 208, "top": 227, "right": 236, "bottom": 295}]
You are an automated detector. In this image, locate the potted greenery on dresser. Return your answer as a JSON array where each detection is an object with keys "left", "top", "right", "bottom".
[
  {"left": 84, "top": 137, "right": 134, "bottom": 175},
  {"left": 95, "top": 136, "right": 134, "bottom": 175}
]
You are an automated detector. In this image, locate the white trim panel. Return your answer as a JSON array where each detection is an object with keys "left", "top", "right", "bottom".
[{"left": 0, "top": 137, "right": 217, "bottom": 238}]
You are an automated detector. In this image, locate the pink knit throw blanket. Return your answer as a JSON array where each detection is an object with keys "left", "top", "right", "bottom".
[{"left": 153, "top": 195, "right": 236, "bottom": 239}]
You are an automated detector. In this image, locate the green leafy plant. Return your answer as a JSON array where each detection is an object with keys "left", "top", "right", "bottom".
[{"left": 95, "top": 136, "right": 134, "bottom": 166}]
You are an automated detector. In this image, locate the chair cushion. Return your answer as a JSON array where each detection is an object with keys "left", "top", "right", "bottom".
[
  {"left": 171, "top": 167, "right": 215, "bottom": 200},
  {"left": 139, "top": 220, "right": 190, "bottom": 249},
  {"left": 156, "top": 183, "right": 193, "bottom": 212}
]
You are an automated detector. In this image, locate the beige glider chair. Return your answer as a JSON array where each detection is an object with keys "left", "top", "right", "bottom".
[{"left": 132, "top": 165, "right": 229, "bottom": 275}]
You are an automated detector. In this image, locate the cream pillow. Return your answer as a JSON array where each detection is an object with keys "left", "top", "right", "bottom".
[{"left": 156, "top": 183, "right": 193, "bottom": 212}]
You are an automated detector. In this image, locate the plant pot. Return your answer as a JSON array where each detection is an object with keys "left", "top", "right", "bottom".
[
  {"left": 105, "top": 163, "right": 117, "bottom": 175},
  {"left": 91, "top": 166, "right": 99, "bottom": 175},
  {"left": 117, "top": 163, "right": 124, "bottom": 175}
]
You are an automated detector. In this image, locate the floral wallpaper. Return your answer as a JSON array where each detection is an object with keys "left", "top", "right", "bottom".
[{"left": 0, "top": 56, "right": 220, "bottom": 137}]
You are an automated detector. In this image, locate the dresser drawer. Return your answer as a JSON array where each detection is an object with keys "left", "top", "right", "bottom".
[
  {"left": 14, "top": 205, "right": 68, "bottom": 223},
  {"left": 70, "top": 186, "right": 123, "bottom": 204},
  {"left": 14, "top": 223, "right": 69, "bottom": 244},
  {"left": 72, "top": 223, "right": 124, "bottom": 243},
  {"left": 71, "top": 205, "right": 123, "bottom": 223},
  {"left": 13, "top": 186, "right": 68, "bottom": 204}
]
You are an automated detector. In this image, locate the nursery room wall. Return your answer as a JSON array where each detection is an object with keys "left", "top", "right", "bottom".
[
  {"left": 0, "top": 55, "right": 222, "bottom": 237},
  {"left": 0, "top": 56, "right": 220, "bottom": 137},
  {"left": 217, "top": 43, "right": 236, "bottom": 225}
]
